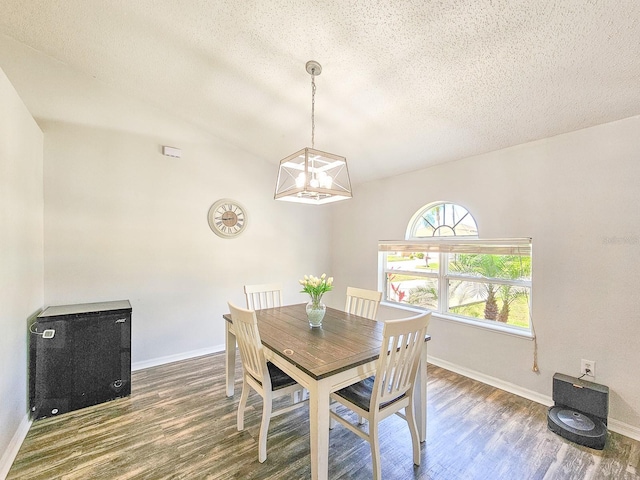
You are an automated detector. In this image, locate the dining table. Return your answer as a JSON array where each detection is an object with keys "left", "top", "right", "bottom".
[{"left": 223, "top": 303, "right": 430, "bottom": 480}]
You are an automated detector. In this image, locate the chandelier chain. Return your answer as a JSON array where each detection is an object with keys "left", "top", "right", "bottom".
[{"left": 311, "top": 70, "right": 316, "bottom": 149}]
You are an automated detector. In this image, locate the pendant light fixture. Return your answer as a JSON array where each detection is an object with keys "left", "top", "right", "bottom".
[{"left": 274, "top": 61, "right": 352, "bottom": 205}]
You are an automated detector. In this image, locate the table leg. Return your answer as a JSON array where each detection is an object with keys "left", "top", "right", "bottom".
[
  {"left": 414, "top": 341, "right": 428, "bottom": 442},
  {"left": 308, "top": 379, "right": 331, "bottom": 480},
  {"left": 225, "top": 322, "right": 236, "bottom": 397}
]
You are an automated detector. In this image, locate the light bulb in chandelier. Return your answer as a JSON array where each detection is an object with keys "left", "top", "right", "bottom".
[{"left": 318, "top": 171, "right": 333, "bottom": 189}]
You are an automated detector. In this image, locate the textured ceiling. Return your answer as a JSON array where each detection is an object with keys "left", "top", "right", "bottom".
[{"left": 1, "top": 1, "right": 639, "bottom": 184}]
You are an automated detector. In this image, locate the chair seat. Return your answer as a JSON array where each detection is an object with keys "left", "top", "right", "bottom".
[
  {"left": 248, "top": 362, "right": 297, "bottom": 391},
  {"left": 333, "top": 376, "right": 406, "bottom": 412},
  {"left": 267, "top": 362, "right": 298, "bottom": 391}
]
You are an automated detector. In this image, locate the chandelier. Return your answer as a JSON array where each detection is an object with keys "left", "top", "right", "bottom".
[{"left": 274, "top": 61, "right": 352, "bottom": 205}]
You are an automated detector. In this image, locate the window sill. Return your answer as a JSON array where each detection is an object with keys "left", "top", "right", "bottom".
[{"left": 380, "top": 301, "right": 534, "bottom": 340}]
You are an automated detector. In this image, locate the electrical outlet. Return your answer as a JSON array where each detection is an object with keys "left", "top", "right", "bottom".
[{"left": 581, "top": 359, "right": 596, "bottom": 378}]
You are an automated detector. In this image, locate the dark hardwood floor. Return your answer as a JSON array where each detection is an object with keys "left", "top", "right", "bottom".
[{"left": 8, "top": 353, "right": 640, "bottom": 479}]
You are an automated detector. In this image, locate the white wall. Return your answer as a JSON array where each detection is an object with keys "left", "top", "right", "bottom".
[
  {"left": 42, "top": 119, "right": 330, "bottom": 365},
  {"left": 0, "top": 68, "right": 44, "bottom": 474},
  {"left": 329, "top": 115, "right": 640, "bottom": 433}
]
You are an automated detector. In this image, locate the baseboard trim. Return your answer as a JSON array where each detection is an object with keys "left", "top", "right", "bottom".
[
  {"left": 131, "top": 344, "right": 225, "bottom": 372},
  {"left": 0, "top": 414, "right": 32, "bottom": 480},
  {"left": 608, "top": 418, "right": 640, "bottom": 442},
  {"left": 428, "top": 355, "right": 553, "bottom": 406},
  {"left": 427, "top": 355, "right": 640, "bottom": 442}
]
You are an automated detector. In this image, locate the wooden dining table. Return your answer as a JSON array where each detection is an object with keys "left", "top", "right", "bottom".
[{"left": 223, "top": 303, "right": 430, "bottom": 480}]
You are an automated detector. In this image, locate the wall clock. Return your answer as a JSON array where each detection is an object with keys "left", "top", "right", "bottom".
[{"left": 207, "top": 199, "right": 248, "bottom": 238}]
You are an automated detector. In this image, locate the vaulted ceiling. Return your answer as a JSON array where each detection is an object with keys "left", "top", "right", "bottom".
[{"left": 1, "top": 1, "right": 639, "bottom": 184}]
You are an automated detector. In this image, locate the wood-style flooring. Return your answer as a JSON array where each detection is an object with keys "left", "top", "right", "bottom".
[{"left": 8, "top": 353, "right": 640, "bottom": 479}]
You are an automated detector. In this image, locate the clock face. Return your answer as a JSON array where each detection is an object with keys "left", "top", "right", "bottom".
[{"left": 208, "top": 199, "right": 247, "bottom": 238}]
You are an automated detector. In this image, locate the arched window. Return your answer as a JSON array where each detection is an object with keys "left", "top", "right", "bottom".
[
  {"left": 379, "top": 202, "right": 532, "bottom": 337},
  {"left": 406, "top": 202, "right": 478, "bottom": 239}
]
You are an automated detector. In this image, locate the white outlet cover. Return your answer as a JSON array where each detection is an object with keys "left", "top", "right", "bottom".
[{"left": 581, "top": 359, "right": 596, "bottom": 377}]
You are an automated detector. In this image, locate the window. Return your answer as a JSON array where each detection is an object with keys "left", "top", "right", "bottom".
[
  {"left": 379, "top": 202, "right": 532, "bottom": 334},
  {"left": 406, "top": 202, "right": 478, "bottom": 238}
]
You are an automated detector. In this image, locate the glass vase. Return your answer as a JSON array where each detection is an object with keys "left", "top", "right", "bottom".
[{"left": 306, "top": 300, "right": 326, "bottom": 328}]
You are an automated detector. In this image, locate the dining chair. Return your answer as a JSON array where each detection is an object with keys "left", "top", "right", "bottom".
[
  {"left": 329, "top": 312, "right": 431, "bottom": 480},
  {"left": 345, "top": 286, "right": 382, "bottom": 320},
  {"left": 243, "top": 283, "right": 304, "bottom": 401},
  {"left": 228, "top": 302, "right": 307, "bottom": 463},
  {"left": 244, "top": 283, "right": 283, "bottom": 310},
  {"left": 343, "top": 286, "right": 384, "bottom": 424}
]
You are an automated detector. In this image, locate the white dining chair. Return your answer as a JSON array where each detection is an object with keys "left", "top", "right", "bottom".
[
  {"left": 244, "top": 283, "right": 283, "bottom": 310},
  {"left": 343, "top": 286, "right": 384, "bottom": 424},
  {"left": 243, "top": 283, "right": 303, "bottom": 401},
  {"left": 228, "top": 302, "right": 306, "bottom": 463},
  {"left": 329, "top": 312, "right": 431, "bottom": 480},
  {"left": 345, "top": 286, "right": 382, "bottom": 320}
]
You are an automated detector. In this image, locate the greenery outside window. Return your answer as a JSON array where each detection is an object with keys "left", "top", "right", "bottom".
[{"left": 379, "top": 202, "right": 532, "bottom": 334}]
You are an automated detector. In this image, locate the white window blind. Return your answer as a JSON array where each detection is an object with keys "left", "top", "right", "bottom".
[{"left": 378, "top": 238, "right": 531, "bottom": 256}]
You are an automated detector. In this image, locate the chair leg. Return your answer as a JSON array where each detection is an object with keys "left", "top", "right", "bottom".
[
  {"left": 369, "top": 420, "right": 382, "bottom": 480},
  {"left": 258, "top": 394, "right": 273, "bottom": 463},
  {"left": 292, "top": 388, "right": 306, "bottom": 403},
  {"left": 237, "top": 378, "right": 250, "bottom": 431},
  {"left": 329, "top": 401, "right": 337, "bottom": 429},
  {"left": 358, "top": 415, "right": 366, "bottom": 425},
  {"left": 405, "top": 402, "right": 421, "bottom": 466}
]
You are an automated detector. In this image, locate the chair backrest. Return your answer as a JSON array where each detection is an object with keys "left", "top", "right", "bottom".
[
  {"left": 371, "top": 312, "right": 431, "bottom": 411},
  {"left": 345, "top": 287, "right": 382, "bottom": 320},
  {"left": 244, "top": 283, "right": 283, "bottom": 310},
  {"left": 228, "top": 302, "right": 270, "bottom": 389}
]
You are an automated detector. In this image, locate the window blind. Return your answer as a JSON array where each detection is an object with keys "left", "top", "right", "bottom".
[{"left": 378, "top": 238, "right": 531, "bottom": 256}]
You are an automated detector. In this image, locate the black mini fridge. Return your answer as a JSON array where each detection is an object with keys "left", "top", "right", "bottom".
[{"left": 30, "top": 300, "right": 132, "bottom": 420}]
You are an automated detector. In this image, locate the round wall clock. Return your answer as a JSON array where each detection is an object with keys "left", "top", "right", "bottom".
[{"left": 207, "top": 199, "right": 248, "bottom": 238}]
